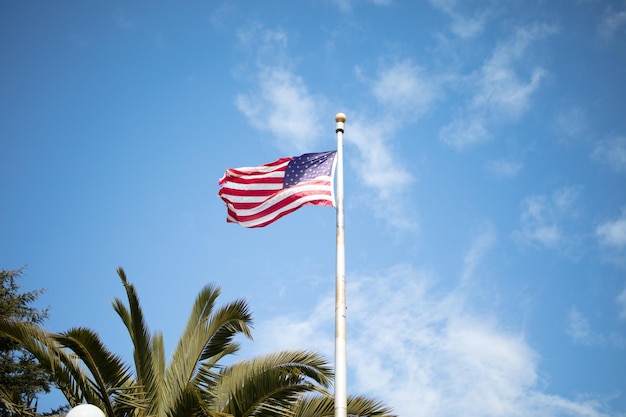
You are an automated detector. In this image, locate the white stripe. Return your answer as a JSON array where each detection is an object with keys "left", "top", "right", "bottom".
[
  {"left": 220, "top": 194, "right": 274, "bottom": 204},
  {"left": 228, "top": 160, "right": 289, "bottom": 174},
  {"left": 223, "top": 180, "right": 333, "bottom": 215},
  {"left": 227, "top": 170, "right": 286, "bottom": 181},
  {"left": 222, "top": 181, "right": 284, "bottom": 191},
  {"left": 229, "top": 193, "right": 335, "bottom": 227}
]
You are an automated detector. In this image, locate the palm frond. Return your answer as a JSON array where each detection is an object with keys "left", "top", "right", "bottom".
[
  {"left": 164, "top": 386, "right": 203, "bottom": 417},
  {"left": 112, "top": 267, "right": 158, "bottom": 416},
  {"left": 53, "top": 327, "right": 135, "bottom": 417},
  {"left": 165, "top": 284, "right": 223, "bottom": 400},
  {"left": 209, "top": 350, "right": 333, "bottom": 417},
  {"left": 0, "top": 319, "right": 93, "bottom": 406},
  {"left": 3, "top": 271, "right": 397, "bottom": 417},
  {"left": 149, "top": 331, "right": 166, "bottom": 417},
  {"left": 200, "top": 299, "right": 254, "bottom": 361},
  {"left": 291, "top": 394, "right": 397, "bottom": 417},
  {"left": 164, "top": 285, "right": 254, "bottom": 417}
]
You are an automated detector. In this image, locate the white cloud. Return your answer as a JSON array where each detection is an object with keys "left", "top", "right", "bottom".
[
  {"left": 113, "top": 9, "right": 136, "bottom": 30},
  {"left": 370, "top": 60, "right": 440, "bottom": 117},
  {"left": 253, "top": 264, "right": 613, "bottom": 417},
  {"left": 450, "top": 13, "right": 487, "bottom": 38},
  {"left": 595, "top": 208, "right": 626, "bottom": 267},
  {"left": 234, "top": 27, "right": 418, "bottom": 230},
  {"left": 567, "top": 308, "right": 593, "bottom": 344},
  {"left": 439, "top": 115, "right": 490, "bottom": 150},
  {"left": 553, "top": 106, "right": 588, "bottom": 143},
  {"left": 235, "top": 68, "right": 325, "bottom": 154},
  {"left": 474, "top": 25, "right": 555, "bottom": 118},
  {"left": 596, "top": 209, "right": 626, "bottom": 248},
  {"left": 567, "top": 307, "right": 626, "bottom": 348},
  {"left": 440, "top": 25, "right": 556, "bottom": 150},
  {"left": 461, "top": 223, "right": 497, "bottom": 282},
  {"left": 592, "top": 136, "right": 626, "bottom": 173},
  {"left": 485, "top": 159, "right": 524, "bottom": 177},
  {"left": 598, "top": 5, "right": 626, "bottom": 39},
  {"left": 345, "top": 116, "right": 417, "bottom": 230},
  {"left": 473, "top": 65, "right": 545, "bottom": 117},
  {"left": 514, "top": 186, "right": 582, "bottom": 250},
  {"left": 428, "top": 0, "right": 488, "bottom": 38},
  {"left": 345, "top": 119, "right": 412, "bottom": 200},
  {"left": 209, "top": 2, "right": 237, "bottom": 32},
  {"left": 329, "top": 0, "right": 392, "bottom": 13},
  {"left": 346, "top": 60, "right": 440, "bottom": 230},
  {"left": 235, "top": 24, "right": 326, "bottom": 154},
  {"left": 236, "top": 24, "right": 289, "bottom": 61},
  {"left": 617, "top": 288, "right": 626, "bottom": 321}
]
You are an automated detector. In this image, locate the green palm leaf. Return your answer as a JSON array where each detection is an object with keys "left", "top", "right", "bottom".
[
  {"left": 209, "top": 350, "right": 333, "bottom": 417},
  {"left": 291, "top": 395, "right": 397, "bottom": 417},
  {"left": 112, "top": 267, "right": 159, "bottom": 417},
  {"left": 0, "top": 269, "right": 396, "bottom": 417},
  {"left": 53, "top": 327, "right": 134, "bottom": 417}
]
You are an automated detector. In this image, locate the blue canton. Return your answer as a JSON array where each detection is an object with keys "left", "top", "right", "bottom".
[{"left": 283, "top": 151, "right": 336, "bottom": 189}]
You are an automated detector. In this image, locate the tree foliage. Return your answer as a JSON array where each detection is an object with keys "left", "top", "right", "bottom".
[
  {"left": 0, "top": 267, "right": 53, "bottom": 417},
  {"left": 0, "top": 268, "right": 396, "bottom": 417}
]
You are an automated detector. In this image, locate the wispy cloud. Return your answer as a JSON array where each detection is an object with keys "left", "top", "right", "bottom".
[
  {"left": 329, "top": 0, "right": 392, "bottom": 13},
  {"left": 343, "top": 59, "right": 444, "bottom": 229},
  {"left": 618, "top": 288, "right": 626, "bottom": 321},
  {"left": 235, "top": 68, "right": 326, "bottom": 154},
  {"left": 592, "top": 135, "right": 626, "bottom": 174},
  {"left": 236, "top": 24, "right": 289, "bottom": 63},
  {"left": 344, "top": 116, "right": 417, "bottom": 230},
  {"left": 234, "top": 25, "right": 327, "bottom": 153},
  {"left": 234, "top": 25, "right": 417, "bottom": 230},
  {"left": 254, "top": 263, "right": 613, "bottom": 417},
  {"left": 440, "top": 115, "right": 490, "bottom": 149},
  {"left": 344, "top": 54, "right": 457, "bottom": 230},
  {"left": 514, "top": 186, "right": 582, "bottom": 250},
  {"left": 485, "top": 159, "right": 524, "bottom": 178},
  {"left": 429, "top": 0, "right": 489, "bottom": 38},
  {"left": 567, "top": 307, "right": 626, "bottom": 349},
  {"left": 461, "top": 223, "right": 497, "bottom": 282},
  {"left": 596, "top": 209, "right": 626, "bottom": 248},
  {"left": 209, "top": 2, "right": 238, "bottom": 32},
  {"left": 440, "top": 25, "right": 557, "bottom": 150},
  {"left": 598, "top": 4, "right": 626, "bottom": 40},
  {"left": 567, "top": 307, "right": 593, "bottom": 344},
  {"left": 595, "top": 208, "right": 626, "bottom": 267},
  {"left": 369, "top": 60, "right": 440, "bottom": 118},
  {"left": 553, "top": 106, "right": 588, "bottom": 144},
  {"left": 113, "top": 9, "right": 136, "bottom": 30}
]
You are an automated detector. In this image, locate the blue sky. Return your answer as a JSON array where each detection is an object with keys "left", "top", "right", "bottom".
[{"left": 1, "top": 1, "right": 625, "bottom": 416}]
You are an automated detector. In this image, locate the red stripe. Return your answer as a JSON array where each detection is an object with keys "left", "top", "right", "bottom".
[
  {"left": 227, "top": 198, "right": 334, "bottom": 228},
  {"left": 218, "top": 187, "right": 279, "bottom": 198},
  {"left": 218, "top": 152, "right": 336, "bottom": 227},
  {"left": 225, "top": 188, "right": 333, "bottom": 222},
  {"left": 226, "top": 160, "right": 289, "bottom": 176},
  {"left": 219, "top": 179, "right": 332, "bottom": 208},
  {"left": 224, "top": 175, "right": 285, "bottom": 185}
]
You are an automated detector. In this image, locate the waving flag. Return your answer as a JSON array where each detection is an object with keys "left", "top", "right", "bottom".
[{"left": 218, "top": 151, "right": 337, "bottom": 228}]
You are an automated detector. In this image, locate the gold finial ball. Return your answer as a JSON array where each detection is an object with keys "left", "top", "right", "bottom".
[{"left": 335, "top": 113, "right": 347, "bottom": 123}]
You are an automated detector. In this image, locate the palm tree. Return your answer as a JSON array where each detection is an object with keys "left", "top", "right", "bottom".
[{"left": 0, "top": 268, "right": 395, "bottom": 417}]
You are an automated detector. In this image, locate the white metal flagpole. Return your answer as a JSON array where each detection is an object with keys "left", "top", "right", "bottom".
[{"left": 334, "top": 113, "right": 347, "bottom": 417}]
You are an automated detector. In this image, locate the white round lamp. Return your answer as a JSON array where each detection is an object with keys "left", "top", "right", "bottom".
[{"left": 67, "top": 404, "right": 105, "bottom": 417}]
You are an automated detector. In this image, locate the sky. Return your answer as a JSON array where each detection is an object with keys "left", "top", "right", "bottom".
[{"left": 1, "top": 1, "right": 625, "bottom": 416}]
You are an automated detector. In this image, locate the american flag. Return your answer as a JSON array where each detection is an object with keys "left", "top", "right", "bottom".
[{"left": 218, "top": 151, "right": 337, "bottom": 228}]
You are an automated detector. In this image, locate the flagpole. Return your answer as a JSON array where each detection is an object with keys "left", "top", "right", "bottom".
[{"left": 334, "top": 113, "right": 347, "bottom": 417}]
